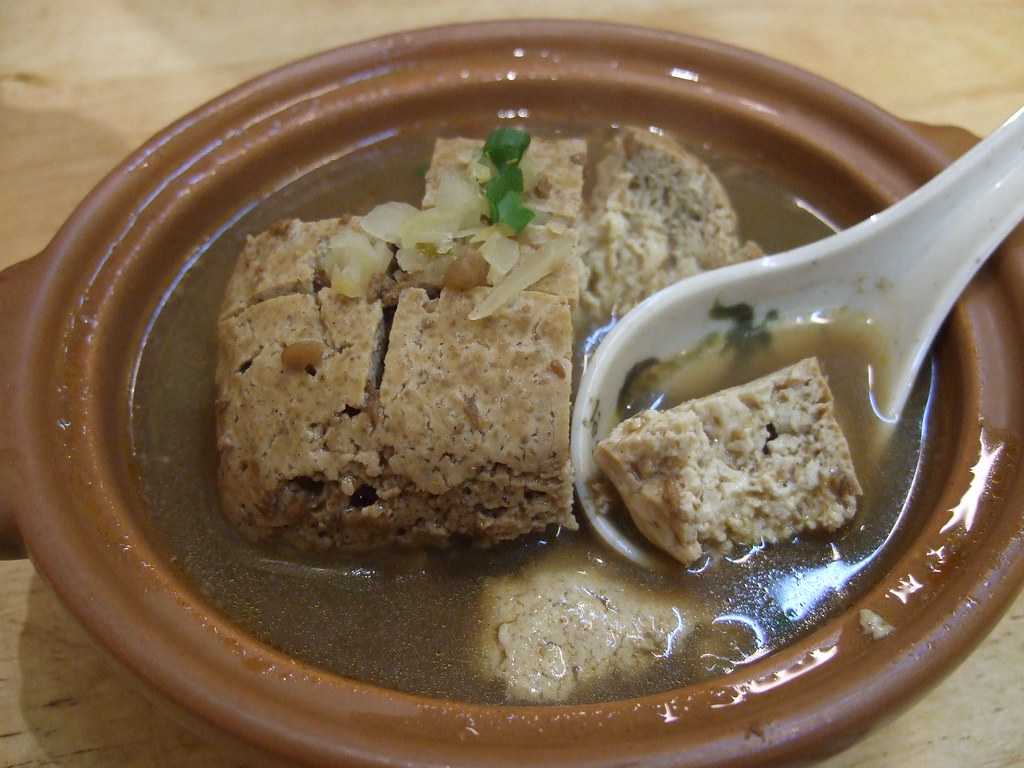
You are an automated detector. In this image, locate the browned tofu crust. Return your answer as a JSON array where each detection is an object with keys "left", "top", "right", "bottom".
[
  {"left": 221, "top": 218, "right": 346, "bottom": 319},
  {"left": 216, "top": 290, "right": 384, "bottom": 537},
  {"left": 596, "top": 358, "right": 862, "bottom": 565}
]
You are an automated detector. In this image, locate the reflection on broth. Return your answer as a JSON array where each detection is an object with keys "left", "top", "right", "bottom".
[{"left": 130, "top": 123, "right": 936, "bottom": 705}]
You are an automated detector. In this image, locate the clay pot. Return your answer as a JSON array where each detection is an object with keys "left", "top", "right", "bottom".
[{"left": 1, "top": 20, "right": 1021, "bottom": 767}]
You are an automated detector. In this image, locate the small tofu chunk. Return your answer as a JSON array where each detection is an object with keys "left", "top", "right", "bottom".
[
  {"left": 596, "top": 358, "right": 862, "bottom": 565},
  {"left": 479, "top": 554, "right": 693, "bottom": 703},
  {"left": 859, "top": 609, "right": 894, "bottom": 639}
]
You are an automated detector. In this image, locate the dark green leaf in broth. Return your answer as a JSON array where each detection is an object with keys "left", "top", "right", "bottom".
[{"left": 710, "top": 299, "right": 778, "bottom": 353}]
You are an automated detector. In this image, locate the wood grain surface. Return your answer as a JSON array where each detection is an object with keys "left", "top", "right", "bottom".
[{"left": 1, "top": 2, "right": 1022, "bottom": 766}]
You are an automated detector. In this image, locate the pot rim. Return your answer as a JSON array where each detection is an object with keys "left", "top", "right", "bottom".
[{"left": 8, "top": 19, "right": 1024, "bottom": 768}]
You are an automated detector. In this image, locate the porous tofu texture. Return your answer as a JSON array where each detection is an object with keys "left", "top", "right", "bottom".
[
  {"left": 581, "top": 128, "right": 762, "bottom": 322},
  {"left": 215, "top": 213, "right": 576, "bottom": 549},
  {"left": 216, "top": 290, "right": 384, "bottom": 537},
  {"left": 420, "top": 137, "right": 587, "bottom": 305},
  {"left": 294, "top": 286, "right": 576, "bottom": 551},
  {"left": 479, "top": 555, "right": 692, "bottom": 703},
  {"left": 216, "top": 134, "right": 589, "bottom": 550},
  {"left": 596, "top": 358, "right": 862, "bottom": 565},
  {"left": 380, "top": 288, "right": 574, "bottom": 513},
  {"left": 221, "top": 218, "right": 346, "bottom": 319}
]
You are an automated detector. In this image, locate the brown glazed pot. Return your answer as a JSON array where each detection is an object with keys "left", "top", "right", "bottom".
[{"left": 1, "top": 20, "right": 1022, "bottom": 768}]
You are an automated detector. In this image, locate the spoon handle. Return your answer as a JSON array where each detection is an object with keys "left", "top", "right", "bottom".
[{"left": 874, "top": 107, "right": 1024, "bottom": 416}]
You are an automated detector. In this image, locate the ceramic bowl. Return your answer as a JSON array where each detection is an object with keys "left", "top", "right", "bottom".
[{"left": 1, "top": 20, "right": 1022, "bottom": 768}]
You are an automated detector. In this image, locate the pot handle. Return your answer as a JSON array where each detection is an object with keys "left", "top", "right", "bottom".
[{"left": 0, "top": 251, "right": 49, "bottom": 559}]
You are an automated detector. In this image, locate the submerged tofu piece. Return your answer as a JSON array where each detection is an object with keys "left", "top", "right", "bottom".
[
  {"left": 418, "top": 136, "right": 587, "bottom": 306},
  {"left": 859, "top": 609, "right": 894, "bottom": 639},
  {"left": 581, "top": 128, "right": 762, "bottom": 321},
  {"left": 479, "top": 555, "right": 693, "bottom": 703},
  {"left": 596, "top": 358, "right": 862, "bottom": 565}
]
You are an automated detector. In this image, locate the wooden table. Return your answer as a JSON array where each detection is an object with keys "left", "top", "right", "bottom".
[{"left": 1, "top": 2, "right": 1022, "bottom": 766}]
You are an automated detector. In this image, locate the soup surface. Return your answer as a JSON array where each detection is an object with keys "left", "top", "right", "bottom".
[{"left": 130, "top": 123, "right": 936, "bottom": 704}]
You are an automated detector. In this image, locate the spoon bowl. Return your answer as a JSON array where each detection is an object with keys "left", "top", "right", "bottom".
[{"left": 572, "top": 107, "right": 1024, "bottom": 567}]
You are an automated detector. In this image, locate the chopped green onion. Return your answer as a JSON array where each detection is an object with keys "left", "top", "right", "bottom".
[
  {"left": 479, "top": 127, "right": 537, "bottom": 232},
  {"left": 496, "top": 190, "right": 535, "bottom": 233},
  {"left": 485, "top": 164, "right": 524, "bottom": 220},
  {"left": 483, "top": 127, "right": 531, "bottom": 168}
]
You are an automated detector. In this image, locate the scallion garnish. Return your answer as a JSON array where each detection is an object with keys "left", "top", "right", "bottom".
[
  {"left": 480, "top": 128, "right": 536, "bottom": 233},
  {"left": 496, "top": 189, "right": 535, "bottom": 232},
  {"left": 483, "top": 127, "right": 531, "bottom": 168},
  {"left": 485, "top": 164, "right": 524, "bottom": 221}
]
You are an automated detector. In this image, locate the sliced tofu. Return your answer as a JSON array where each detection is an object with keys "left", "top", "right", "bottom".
[
  {"left": 378, "top": 287, "right": 576, "bottom": 536},
  {"left": 215, "top": 291, "right": 383, "bottom": 536},
  {"left": 216, "top": 267, "right": 576, "bottom": 548},
  {"left": 215, "top": 135, "right": 589, "bottom": 551},
  {"left": 220, "top": 218, "right": 348, "bottom": 319},
  {"left": 596, "top": 358, "right": 862, "bottom": 565}
]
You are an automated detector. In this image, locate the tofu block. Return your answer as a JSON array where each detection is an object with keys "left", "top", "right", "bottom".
[
  {"left": 288, "top": 286, "right": 575, "bottom": 551},
  {"left": 216, "top": 218, "right": 577, "bottom": 548},
  {"left": 859, "top": 609, "right": 894, "bottom": 639},
  {"left": 581, "top": 128, "right": 762, "bottom": 322},
  {"left": 216, "top": 133, "right": 587, "bottom": 551},
  {"left": 479, "top": 554, "right": 693, "bottom": 703},
  {"left": 419, "top": 137, "right": 587, "bottom": 307},
  {"left": 596, "top": 358, "right": 862, "bottom": 565}
]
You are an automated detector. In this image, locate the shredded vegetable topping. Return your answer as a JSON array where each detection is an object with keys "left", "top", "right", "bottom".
[
  {"left": 322, "top": 228, "right": 392, "bottom": 298},
  {"left": 353, "top": 128, "right": 566, "bottom": 318},
  {"left": 468, "top": 235, "right": 571, "bottom": 320}
]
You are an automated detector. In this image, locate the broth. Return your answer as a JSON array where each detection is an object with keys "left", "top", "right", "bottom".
[{"left": 130, "top": 124, "right": 935, "bottom": 704}]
